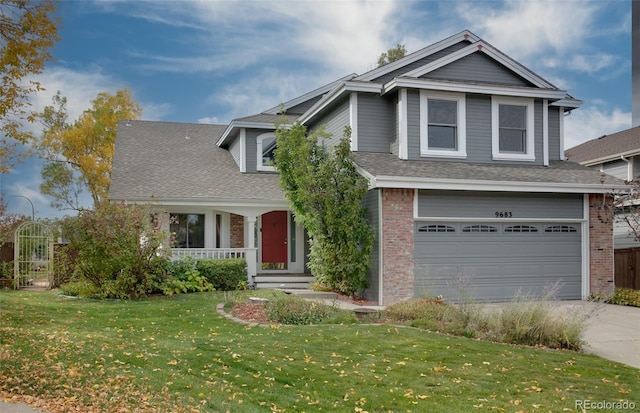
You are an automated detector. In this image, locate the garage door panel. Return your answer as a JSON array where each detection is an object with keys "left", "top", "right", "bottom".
[{"left": 414, "top": 221, "right": 582, "bottom": 302}]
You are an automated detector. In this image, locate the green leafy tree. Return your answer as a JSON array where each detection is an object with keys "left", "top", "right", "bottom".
[
  {"left": 377, "top": 43, "right": 406, "bottom": 67},
  {"left": 36, "top": 89, "right": 142, "bottom": 210},
  {"left": 274, "top": 122, "right": 374, "bottom": 297},
  {"left": 0, "top": 0, "right": 59, "bottom": 173},
  {"left": 60, "top": 201, "right": 166, "bottom": 299}
]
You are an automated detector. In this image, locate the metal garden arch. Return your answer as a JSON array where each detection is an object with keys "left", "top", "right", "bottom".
[{"left": 13, "top": 221, "right": 53, "bottom": 289}]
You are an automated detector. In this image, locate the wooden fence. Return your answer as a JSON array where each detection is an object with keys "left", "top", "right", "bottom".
[{"left": 614, "top": 247, "right": 640, "bottom": 290}]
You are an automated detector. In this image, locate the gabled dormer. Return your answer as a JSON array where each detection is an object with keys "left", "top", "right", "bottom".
[
  {"left": 298, "top": 30, "right": 581, "bottom": 167},
  {"left": 216, "top": 74, "right": 357, "bottom": 172}
]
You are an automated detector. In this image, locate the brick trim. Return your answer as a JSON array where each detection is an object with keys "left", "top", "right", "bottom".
[
  {"left": 230, "top": 213, "right": 245, "bottom": 248},
  {"left": 381, "top": 188, "right": 415, "bottom": 305},
  {"left": 588, "top": 194, "right": 614, "bottom": 297}
]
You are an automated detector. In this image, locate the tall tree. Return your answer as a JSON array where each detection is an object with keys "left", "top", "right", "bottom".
[
  {"left": 0, "top": 0, "right": 59, "bottom": 173},
  {"left": 274, "top": 122, "right": 374, "bottom": 297},
  {"left": 377, "top": 44, "right": 407, "bottom": 67},
  {"left": 37, "top": 89, "right": 142, "bottom": 209}
]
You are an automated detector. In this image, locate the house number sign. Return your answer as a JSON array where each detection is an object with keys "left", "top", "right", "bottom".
[{"left": 495, "top": 211, "right": 513, "bottom": 218}]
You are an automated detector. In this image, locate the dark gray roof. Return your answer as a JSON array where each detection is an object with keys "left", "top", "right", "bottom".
[
  {"left": 109, "top": 120, "right": 284, "bottom": 202},
  {"left": 565, "top": 126, "right": 640, "bottom": 164},
  {"left": 353, "top": 152, "right": 626, "bottom": 188}
]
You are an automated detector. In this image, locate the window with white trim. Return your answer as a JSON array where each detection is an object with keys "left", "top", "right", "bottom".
[
  {"left": 420, "top": 91, "right": 466, "bottom": 158},
  {"left": 257, "top": 133, "right": 277, "bottom": 171},
  {"left": 491, "top": 96, "right": 535, "bottom": 161}
]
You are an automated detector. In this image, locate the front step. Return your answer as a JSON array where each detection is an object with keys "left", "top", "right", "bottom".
[{"left": 254, "top": 274, "right": 315, "bottom": 290}]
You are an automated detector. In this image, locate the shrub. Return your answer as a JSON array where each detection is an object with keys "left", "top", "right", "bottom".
[
  {"left": 487, "top": 287, "right": 590, "bottom": 350},
  {"left": 159, "top": 257, "right": 213, "bottom": 296},
  {"left": 195, "top": 258, "right": 246, "bottom": 291},
  {"left": 264, "top": 294, "right": 355, "bottom": 325},
  {"left": 607, "top": 288, "right": 640, "bottom": 307},
  {"left": 59, "top": 279, "right": 99, "bottom": 297},
  {"left": 383, "top": 298, "right": 450, "bottom": 322},
  {"left": 60, "top": 201, "right": 167, "bottom": 299}
]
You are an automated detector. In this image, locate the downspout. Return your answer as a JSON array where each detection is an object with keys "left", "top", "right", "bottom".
[{"left": 621, "top": 155, "right": 633, "bottom": 181}]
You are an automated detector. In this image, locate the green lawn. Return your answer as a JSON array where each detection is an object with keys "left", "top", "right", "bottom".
[{"left": 0, "top": 290, "right": 638, "bottom": 412}]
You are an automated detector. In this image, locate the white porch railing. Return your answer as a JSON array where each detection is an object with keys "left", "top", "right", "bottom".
[{"left": 170, "top": 248, "right": 258, "bottom": 283}]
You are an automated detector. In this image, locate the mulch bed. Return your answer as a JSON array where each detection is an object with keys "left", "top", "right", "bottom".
[{"left": 229, "top": 302, "right": 270, "bottom": 324}]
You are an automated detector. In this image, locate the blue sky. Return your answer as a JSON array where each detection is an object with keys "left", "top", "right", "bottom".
[{"left": 3, "top": 0, "right": 633, "bottom": 219}]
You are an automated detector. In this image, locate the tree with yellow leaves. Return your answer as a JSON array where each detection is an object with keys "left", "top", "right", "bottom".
[
  {"left": 37, "top": 88, "right": 142, "bottom": 210},
  {"left": 0, "top": 0, "right": 59, "bottom": 173}
]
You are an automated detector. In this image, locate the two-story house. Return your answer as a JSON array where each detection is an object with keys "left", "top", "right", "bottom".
[{"left": 109, "top": 30, "right": 625, "bottom": 304}]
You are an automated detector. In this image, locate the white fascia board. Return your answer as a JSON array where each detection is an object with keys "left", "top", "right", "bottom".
[
  {"left": 382, "top": 77, "right": 566, "bottom": 100},
  {"left": 216, "top": 121, "right": 278, "bottom": 147},
  {"left": 118, "top": 197, "right": 290, "bottom": 209},
  {"left": 580, "top": 149, "right": 640, "bottom": 166},
  {"left": 550, "top": 98, "right": 582, "bottom": 109},
  {"left": 263, "top": 73, "right": 358, "bottom": 114},
  {"left": 355, "top": 30, "right": 481, "bottom": 82},
  {"left": 299, "top": 81, "right": 382, "bottom": 125},
  {"left": 368, "top": 175, "right": 628, "bottom": 194}
]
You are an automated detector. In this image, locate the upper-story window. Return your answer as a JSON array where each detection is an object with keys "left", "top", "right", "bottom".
[
  {"left": 420, "top": 91, "right": 466, "bottom": 159},
  {"left": 257, "top": 133, "right": 277, "bottom": 171},
  {"left": 491, "top": 96, "right": 535, "bottom": 161}
]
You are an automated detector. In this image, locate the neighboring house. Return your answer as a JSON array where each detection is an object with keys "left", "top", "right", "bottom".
[
  {"left": 566, "top": 127, "right": 640, "bottom": 250},
  {"left": 110, "top": 30, "right": 626, "bottom": 305}
]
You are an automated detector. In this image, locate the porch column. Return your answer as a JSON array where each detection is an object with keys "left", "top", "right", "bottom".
[{"left": 246, "top": 215, "right": 258, "bottom": 285}]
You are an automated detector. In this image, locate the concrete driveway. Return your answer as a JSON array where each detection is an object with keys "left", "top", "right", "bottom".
[{"left": 580, "top": 301, "right": 640, "bottom": 369}]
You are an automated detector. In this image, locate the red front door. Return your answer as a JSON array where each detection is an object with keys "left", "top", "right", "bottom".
[{"left": 262, "top": 211, "right": 287, "bottom": 269}]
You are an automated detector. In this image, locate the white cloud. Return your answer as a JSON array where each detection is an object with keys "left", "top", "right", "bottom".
[
  {"left": 564, "top": 105, "right": 631, "bottom": 150},
  {"left": 456, "top": 0, "right": 599, "bottom": 63}
]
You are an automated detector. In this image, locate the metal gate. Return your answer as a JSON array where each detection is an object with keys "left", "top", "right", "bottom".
[{"left": 14, "top": 222, "right": 53, "bottom": 289}]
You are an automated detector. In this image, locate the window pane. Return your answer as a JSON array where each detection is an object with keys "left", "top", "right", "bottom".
[
  {"left": 499, "top": 129, "right": 526, "bottom": 152},
  {"left": 499, "top": 105, "right": 526, "bottom": 128},
  {"left": 261, "top": 136, "right": 276, "bottom": 166},
  {"left": 428, "top": 99, "right": 457, "bottom": 125},
  {"left": 428, "top": 125, "right": 457, "bottom": 149},
  {"left": 170, "top": 213, "right": 205, "bottom": 248}
]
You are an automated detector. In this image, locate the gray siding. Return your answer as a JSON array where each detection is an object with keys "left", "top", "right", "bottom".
[
  {"left": 465, "top": 94, "right": 492, "bottom": 162},
  {"left": 244, "top": 129, "right": 258, "bottom": 173},
  {"left": 548, "top": 107, "right": 561, "bottom": 161},
  {"left": 614, "top": 220, "right": 638, "bottom": 249},
  {"left": 633, "top": 156, "right": 640, "bottom": 180},
  {"left": 357, "top": 94, "right": 394, "bottom": 152},
  {"left": 362, "top": 189, "right": 380, "bottom": 302},
  {"left": 406, "top": 90, "right": 421, "bottom": 160},
  {"left": 372, "top": 41, "right": 471, "bottom": 84},
  {"left": 228, "top": 135, "right": 241, "bottom": 168},
  {"left": 424, "top": 52, "right": 532, "bottom": 86},
  {"left": 309, "top": 98, "right": 350, "bottom": 148},
  {"left": 417, "top": 190, "right": 583, "bottom": 219},
  {"left": 603, "top": 159, "right": 629, "bottom": 180}
]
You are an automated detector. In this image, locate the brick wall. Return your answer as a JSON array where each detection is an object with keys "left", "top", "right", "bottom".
[
  {"left": 381, "top": 188, "right": 415, "bottom": 305},
  {"left": 230, "top": 213, "right": 244, "bottom": 248},
  {"left": 589, "top": 194, "right": 615, "bottom": 297}
]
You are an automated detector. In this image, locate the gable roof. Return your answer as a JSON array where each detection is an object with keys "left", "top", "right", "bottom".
[
  {"left": 109, "top": 120, "right": 285, "bottom": 204},
  {"left": 299, "top": 30, "right": 580, "bottom": 127},
  {"left": 565, "top": 126, "right": 640, "bottom": 165},
  {"left": 216, "top": 74, "right": 357, "bottom": 147},
  {"left": 353, "top": 152, "right": 627, "bottom": 193}
]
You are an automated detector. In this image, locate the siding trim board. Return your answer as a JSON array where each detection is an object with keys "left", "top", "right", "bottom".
[
  {"left": 382, "top": 77, "right": 567, "bottom": 100},
  {"left": 350, "top": 93, "right": 358, "bottom": 151},
  {"left": 398, "top": 89, "right": 408, "bottom": 159}
]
